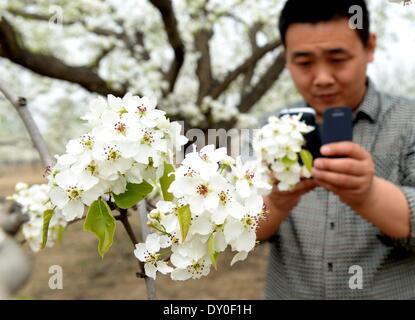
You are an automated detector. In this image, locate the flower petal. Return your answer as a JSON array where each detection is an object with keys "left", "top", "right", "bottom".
[
  {"left": 144, "top": 262, "right": 158, "bottom": 280},
  {"left": 156, "top": 261, "right": 173, "bottom": 274},
  {"left": 170, "top": 252, "right": 191, "bottom": 268},
  {"left": 145, "top": 233, "right": 161, "bottom": 253},
  {"left": 134, "top": 243, "right": 148, "bottom": 261},
  {"left": 171, "top": 268, "right": 192, "bottom": 281},
  {"left": 62, "top": 200, "right": 85, "bottom": 221},
  {"left": 231, "top": 251, "right": 249, "bottom": 266},
  {"left": 49, "top": 187, "right": 69, "bottom": 208}
]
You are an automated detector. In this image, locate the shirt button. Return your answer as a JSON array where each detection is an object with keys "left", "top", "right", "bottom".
[{"left": 328, "top": 263, "right": 333, "bottom": 272}]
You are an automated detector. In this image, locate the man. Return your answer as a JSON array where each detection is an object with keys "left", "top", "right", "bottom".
[{"left": 256, "top": 0, "right": 415, "bottom": 299}]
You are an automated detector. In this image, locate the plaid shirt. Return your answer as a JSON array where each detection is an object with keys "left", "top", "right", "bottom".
[{"left": 259, "top": 79, "right": 415, "bottom": 299}]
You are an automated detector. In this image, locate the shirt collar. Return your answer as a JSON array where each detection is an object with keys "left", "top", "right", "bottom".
[{"left": 353, "top": 77, "right": 380, "bottom": 124}]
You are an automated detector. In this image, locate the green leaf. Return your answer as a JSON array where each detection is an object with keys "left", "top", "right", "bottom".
[
  {"left": 300, "top": 149, "right": 313, "bottom": 172},
  {"left": 159, "top": 162, "right": 175, "bottom": 201},
  {"left": 56, "top": 225, "right": 65, "bottom": 246},
  {"left": 177, "top": 205, "right": 191, "bottom": 242},
  {"left": 281, "top": 156, "right": 297, "bottom": 166},
  {"left": 208, "top": 233, "right": 219, "bottom": 270},
  {"left": 41, "top": 209, "right": 54, "bottom": 249},
  {"left": 84, "top": 199, "right": 116, "bottom": 258},
  {"left": 113, "top": 181, "right": 153, "bottom": 209}
]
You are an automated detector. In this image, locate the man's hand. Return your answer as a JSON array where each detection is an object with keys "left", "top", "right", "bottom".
[
  {"left": 312, "top": 141, "right": 375, "bottom": 210},
  {"left": 257, "top": 174, "right": 317, "bottom": 241},
  {"left": 311, "top": 141, "right": 411, "bottom": 238},
  {"left": 267, "top": 174, "right": 318, "bottom": 214}
]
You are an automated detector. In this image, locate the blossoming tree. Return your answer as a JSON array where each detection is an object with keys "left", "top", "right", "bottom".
[
  {"left": 2, "top": 78, "right": 319, "bottom": 298},
  {"left": 0, "top": 0, "right": 289, "bottom": 135},
  {"left": 0, "top": 0, "right": 413, "bottom": 300}
]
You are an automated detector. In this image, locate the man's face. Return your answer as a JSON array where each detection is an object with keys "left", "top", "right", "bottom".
[{"left": 285, "top": 18, "right": 376, "bottom": 121}]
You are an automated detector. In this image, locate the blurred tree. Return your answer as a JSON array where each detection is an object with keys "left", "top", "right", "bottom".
[
  {"left": 0, "top": 0, "right": 414, "bottom": 159},
  {"left": 0, "top": 0, "right": 289, "bottom": 133}
]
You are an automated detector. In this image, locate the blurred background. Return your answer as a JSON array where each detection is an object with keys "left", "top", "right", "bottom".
[{"left": 1, "top": 0, "right": 415, "bottom": 299}]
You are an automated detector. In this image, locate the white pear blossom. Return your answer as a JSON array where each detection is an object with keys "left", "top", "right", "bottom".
[
  {"left": 225, "top": 194, "right": 264, "bottom": 252},
  {"left": 92, "top": 140, "right": 135, "bottom": 181},
  {"left": 232, "top": 157, "right": 272, "bottom": 198},
  {"left": 47, "top": 92, "right": 188, "bottom": 221},
  {"left": 181, "top": 145, "right": 227, "bottom": 180},
  {"left": 133, "top": 233, "right": 173, "bottom": 280},
  {"left": 81, "top": 96, "right": 108, "bottom": 127},
  {"left": 92, "top": 109, "right": 140, "bottom": 142},
  {"left": 125, "top": 95, "right": 166, "bottom": 128},
  {"left": 253, "top": 114, "right": 315, "bottom": 191},
  {"left": 170, "top": 238, "right": 212, "bottom": 281},
  {"left": 8, "top": 183, "right": 67, "bottom": 252},
  {"left": 169, "top": 172, "right": 230, "bottom": 216},
  {"left": 136, "top": 144, "right": 268, "bottom": 280},
  {"left": 23, "top": 92, "right": 267, "bottom": 280},
  {"left": 133, "top": 128, "right": 168, "bottom": 166},
  {"left": 49, "top": 169, "right": 103, "bottom": 221}
]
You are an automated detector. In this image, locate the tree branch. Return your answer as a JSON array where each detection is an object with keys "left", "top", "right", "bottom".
[
  {"left": 119, "top": 208, "right": 156, "bottom": 300},
  {"left": 0, "top": 17, "right": 126, "bottom": 97},
  {"left": 138, "top": 201, "right": 157, "bottom": 300},
  {"left": 241, "top": 22, "right": 262, "bottom": 95},
  {"left": 237, "top": 51, "right": 286, "bottom": 113},
  {"left": 195, "top": 29, "right": 214, "bottom": 104},
  {"left": 88, "top": 44, "right": 116, "bottom": 70},
  {"left": 6, "top": 7, "right": 76, "bottom": 25},
  {"left": 134, "top": 31, "right": 151, "bottom": 61},
  {"left": 209, "top": 38, "right": 281, "bottom": 99},
  {"left": 0, "top": 80, "right": 53, "bottom": 167},
  {"left": 6, "top": 7, "right": 124, "bottom": 38},
  {"left": 6, "top": 7, "right": 151, "bottom": 63},
  {"left": 149, "top": 0, "right": 185, "bottom": 93}
]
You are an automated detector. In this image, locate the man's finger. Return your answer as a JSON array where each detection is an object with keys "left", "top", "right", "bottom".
[
  {"left": 313, "top": 179, "right": 341, "bottom": 194},
  {"left": 313, "top": 157, "right": 365, "bottom": 176},
  {"left": 312, "top": 168, "right": 363, "bottom": 189},
  {"left": 320, "top": 142, "right": 368, "bottom": 160}
]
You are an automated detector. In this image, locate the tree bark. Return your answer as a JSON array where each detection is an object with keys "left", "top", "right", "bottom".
[
  {"left": 0, "top": 17, "right": 126, "bottom": 97},
  {"left": 149, "top": 0, "right": 185, "bottom": 93}
]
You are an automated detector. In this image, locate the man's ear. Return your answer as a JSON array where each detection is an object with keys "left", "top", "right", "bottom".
[{"left": 367, "top": 33, "right": 377, "bottom": 63}]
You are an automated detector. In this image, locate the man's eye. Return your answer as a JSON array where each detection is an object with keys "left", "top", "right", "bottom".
[
  {"left": 331, "top": 58, "right": 346, "bottom": 64},
  {"left": 296, "top": 61, "right": 312, "bottom": 67}
]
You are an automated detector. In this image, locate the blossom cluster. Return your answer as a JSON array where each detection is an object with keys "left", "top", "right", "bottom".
[
  {"left": 134, "top": 145, "right": 271, "bottom": 280},
  {"left": 8, "top": 183, "right": 66, "bottom": 252},
  {"left": 253, "top": 114, "right": 315, "bottom": 191},
  {"left": 47, "top": 93, "right": 188, "bottom": 221}
]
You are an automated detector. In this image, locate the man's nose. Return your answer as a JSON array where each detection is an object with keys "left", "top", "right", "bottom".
[{"left": 313, "top": 66, "right": 335, "bottom": 87}]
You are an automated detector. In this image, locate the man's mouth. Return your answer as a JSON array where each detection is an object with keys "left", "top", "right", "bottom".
[{"left": 315, "top": 93, "right": 338, "bottom": 102}]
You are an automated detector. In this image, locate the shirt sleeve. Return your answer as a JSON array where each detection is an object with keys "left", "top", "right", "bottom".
[
  {"left": 397, "top": 128, "right": 415, "bottom": 249},
  {"left": 378, "top": 125, "right": 415, "bottom": 251}
]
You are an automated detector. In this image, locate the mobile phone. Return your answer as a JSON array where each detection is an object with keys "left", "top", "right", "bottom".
[
  {"left": 278, "top": 107, "right": 322, "bottom": 160},
  {"left": 321, "top": 107, "right": 353, "bottom": 145}
]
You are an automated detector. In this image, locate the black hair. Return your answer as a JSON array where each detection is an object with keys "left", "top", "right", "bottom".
[{"left": 278, "top": 0, "right": 370, "bottom": 47}]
